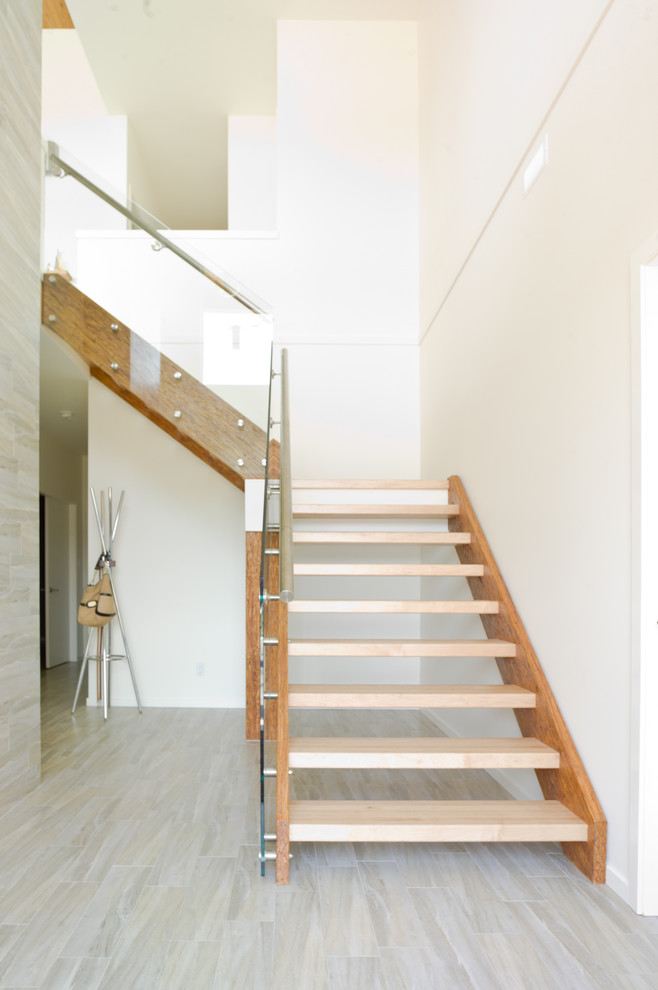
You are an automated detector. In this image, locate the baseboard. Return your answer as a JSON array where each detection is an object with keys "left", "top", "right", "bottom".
[
  {"left": 605, "top": 863, "right": 632, "bottom": 905},
  {"left": 86, "top": 695, "right": 245, "bottom": 709}
]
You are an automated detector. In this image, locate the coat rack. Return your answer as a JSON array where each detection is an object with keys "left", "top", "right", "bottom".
[{"left": 72, "top": 487, "right": 142, "bottom": 719}]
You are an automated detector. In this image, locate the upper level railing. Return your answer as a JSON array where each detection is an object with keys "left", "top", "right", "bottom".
[
  {"left": 45, "top": 141, "right": 268, "bottom": 316},
  {"left": 42, "top": 139, "right": 273, "bottom": 434}
]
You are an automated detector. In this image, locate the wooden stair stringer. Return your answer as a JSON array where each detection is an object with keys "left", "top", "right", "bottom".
[
  {"left": 42, "top": 275, "right": 274, "bottom": 490},
  {"left": 448, "top": 475, "right": 606, "bottom": 884}
]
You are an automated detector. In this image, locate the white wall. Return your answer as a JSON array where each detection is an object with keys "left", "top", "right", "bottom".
[
  {"left": 417, "top": 0, "right": 612, "bottom": 330},
  {"left": 418, "top": 0, "right": 658, "bottom": 900},
  {"left": 87, "top": 381, "right": 246, "bottom": 707},
  {"left": 228, "top": 116, "right": 277, "bottom": 231}
]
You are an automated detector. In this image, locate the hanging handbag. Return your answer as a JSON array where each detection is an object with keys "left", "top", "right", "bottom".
[{"left": 78, "top": 573, "right": 116, "bottom": 627}]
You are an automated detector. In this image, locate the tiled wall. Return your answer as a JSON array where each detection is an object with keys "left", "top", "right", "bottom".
[{"left": 0, "top": 0, "right": 42, "bottom": 804}]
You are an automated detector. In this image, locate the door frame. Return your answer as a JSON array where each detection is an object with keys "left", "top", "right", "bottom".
[
  {"left": 42, "top": 494, "right": 78, "bottom": 669},
  {"left": 630, "top": 229, "right": 658, "bottom": 914}
]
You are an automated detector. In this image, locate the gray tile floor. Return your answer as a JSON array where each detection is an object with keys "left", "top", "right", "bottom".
[{"left": 0, "top": 663, "right": 656, "bottom": 989}]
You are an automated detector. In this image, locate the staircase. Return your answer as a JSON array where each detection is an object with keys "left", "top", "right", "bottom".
[{"left": 271, "top": 478, "right": 605, "bottom": 884}]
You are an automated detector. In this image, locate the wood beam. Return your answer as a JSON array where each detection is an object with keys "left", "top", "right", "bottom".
[
  {"left": 42, "top": 275, "right": 274, "bottom": 490},
  {"left": 43, "top": 0, "right": 74, "bottom": 29}
]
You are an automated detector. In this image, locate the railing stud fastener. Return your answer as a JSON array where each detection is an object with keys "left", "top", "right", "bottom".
[
  {"left": 237, "top": 418, "right": 244, "bottom": 428},
  {"left": 48, "top": 314, "right": 57, "bottom": 323},
  {"left": 173, "top": 371, "right": 182, "bottom": 380},
  {"left": 264, "top": 548, "right": 280, "bottom": 555},
  {"left": 110, "top": 323, "right": 119, "bottom": 332},
  {"left": 48, "top": 275, "right": 57, "bottom": 284},
  {"left": 110, "top": 362, "right": 119, "bottom": 371},
  {"left": 263, "top": 768, "right": 277, "bottom": 777},
  {"left": 174, "top": 410, "right": 182, "bottom": 419},
  {"left": 259, "top": 851, "right": 277, "bottom": 862},
  {"left": 263, "top": 692, "right": 278, "bottom": 700},
  {"left": 237, "top": 458, "right": 245, "bottom": 467},
  {"left": 264, "top": 833, "right": 277, "bottom": 842},
  {"left": 262, "top": 637, "right": 279, "bottom": 646},
  {"left": 261, "top": 458, "right": 267, "bottom": 467}
]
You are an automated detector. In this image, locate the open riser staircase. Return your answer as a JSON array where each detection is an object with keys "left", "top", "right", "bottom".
[{"left": 266, "top": 478, "right": 606, "bottom": 884}]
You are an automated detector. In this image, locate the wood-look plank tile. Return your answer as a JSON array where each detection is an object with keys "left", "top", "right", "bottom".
[
  {"left": 155, "top": 939, "right": 222, "bottom": 990},
  {"left": 39, "top": 956, "right": 109, "bottom": 990},
  {"left": 504, "top": 900, "right": 625, "bottom": 990},
  {"left": 380, "top": 947, "right": 457, "bottom": 990},
  {"left": 0, "top": 881, "right": 100, "bottom": 988},
  {"left": 327, "top": 954, "right": 407, "bottom": 990},
  {"left": 433, "top": 851, "right": 521, "bottom": 933},
  {"left": 227, "top": 845, "right": 277, "bottom": 923},
  {"left": 530, "top": 877, "right": 658, "bottom": 975},
  {"left": 60, "top": 866, "right": 152, "bottom": 958},
  {"left": 215, "top": 921, "right": 274, "bottom": 990},
  {"left": 273, "top": 890, "right": 329, "bottom": 990},
  {"left": 0, "top": 924, "right": 25, "bottom": 965},
  {"left": 146, "top": 822, "right": 206, "bottom": 887},
  {"left": 393, "top": 844, "right": 449, "bottom": 888},
  {"left": 479, "top": 931, "right": 602, "bottom": 990},
  {"left": 465, "top": 844, "right": 543, "bottom": 901},
  {"left": 173, "top": 856, "right": 235, "bottom": 941},
  {"left": 314, "top": 842, "right": 357, "bottom": 868},
  {"left": 95, "top": 885, "right": 187, "bottom": 990},
  {"left": 317, "top": 867, "right": 378, "bottom": 956},
  {"left": 67, "top": 820, "right": 136, "bottom": 883},
  {"left": 358, "top": 861, "right": 428, "bottom": 948},
  {"left": 0, "top": 845, "right": 83, "bottom": 923},
  {"left": 410, "top": 887, "right": 505, "bottom": 990}
]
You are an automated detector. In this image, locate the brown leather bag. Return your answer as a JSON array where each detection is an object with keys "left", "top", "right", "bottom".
[{"left": 78, "top": 573, "right": 116, "bottom": 627}]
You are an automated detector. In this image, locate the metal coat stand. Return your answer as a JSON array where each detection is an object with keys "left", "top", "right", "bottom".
[{"left": 72, "top": 487, "right": 142, "bottom": 719}]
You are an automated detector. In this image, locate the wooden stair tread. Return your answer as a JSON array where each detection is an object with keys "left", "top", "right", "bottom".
[
  {"left": 294, "top": 563, "right": 484, "bottom": 577},
  {"left": 288, "top": 684, "right": 536, "bottom": 708},
  {"left": 288, "top": 599, "right": 498, "bottom": 614},
  {"left": 288, "top": 800, "right": 588, "bottom": 842},
  {"left": 288, "top": 737, "right": 559, "bottom": 769},
  {"left": 293, "top": 504, "right": 459, "bottom": 518},
  {"left": 288, "top": 639, "right": 517, "bottom": 657},
  {"left": 293, "top": 480, "right": 450, "bottom": 490},
  {"left": 293, "top": 532, "right": 471, "bottom": 544}
]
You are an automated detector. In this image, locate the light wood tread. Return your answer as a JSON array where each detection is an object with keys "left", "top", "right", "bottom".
[
  {"left": 292, "top": 480, "right": 450, "bottom": 490},
  {"left": 288, "top": 599, "right": 498, "bottom": 614},
  {"left": 293, "top": 532, "right": 472, "bottom": 545},
  {"left": 288, "top": 737, "right": 559, "bottom": 769},
  {"left": 293, "top": 563, "right": 484, "bottom": 577},
  {"left": 293, "top": 504, "right": 459, "bottom": 518},
  {"left": 288, "top": 639, "right": 517, "bottom": 657},
  {"left": 288, "top": 800, "right": 588, "bottom": 842},
  {"left": 288, "top": 684, "right": 536, "bottom": 708}
]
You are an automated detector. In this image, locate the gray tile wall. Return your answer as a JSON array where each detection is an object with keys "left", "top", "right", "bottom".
[{"left": 0, "top": 0, "right": 42, "bottom": 804}]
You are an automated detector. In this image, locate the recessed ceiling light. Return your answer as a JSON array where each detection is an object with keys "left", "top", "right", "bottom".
[{"left": 59, "top": 410, "right": 74, "bottom": 419}]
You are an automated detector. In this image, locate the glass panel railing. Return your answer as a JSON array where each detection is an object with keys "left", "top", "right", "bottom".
[
  {"left": 258, "top": 347, "right": 293, "bottom": 877},
  {"left": 43, "top": 140, "right": 273, "bottom": 432}
]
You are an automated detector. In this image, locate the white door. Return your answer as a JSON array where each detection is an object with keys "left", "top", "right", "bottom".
[
  {"left": 632, "top": 237, "right": 658, "bottom": 914},
  {"left": 44, "top": 496, "right": 76, "bottom": 668}
]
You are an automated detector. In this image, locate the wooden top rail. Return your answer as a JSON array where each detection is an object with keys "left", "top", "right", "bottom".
[
  {"left": 448, "top": 475, "right": 606, "bottom": 883},
  {"left": 42, "top": 275, "right": 275, "bottom": 490}
]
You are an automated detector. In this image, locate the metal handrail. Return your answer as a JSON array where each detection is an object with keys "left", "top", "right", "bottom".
[
  {"left": 279, "top": 349, "right": 294, "bottom": 604},
  {"left": 44, "top": 140, "right": 269, "bottom": 316}
]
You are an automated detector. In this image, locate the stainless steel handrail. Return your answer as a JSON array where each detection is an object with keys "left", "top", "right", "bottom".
[
  {"left": 279, "top": 348, "right": 294, "bottom": 604},
  {"left": 44, "top": 140, "right": 268, "bottom": 316}
]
